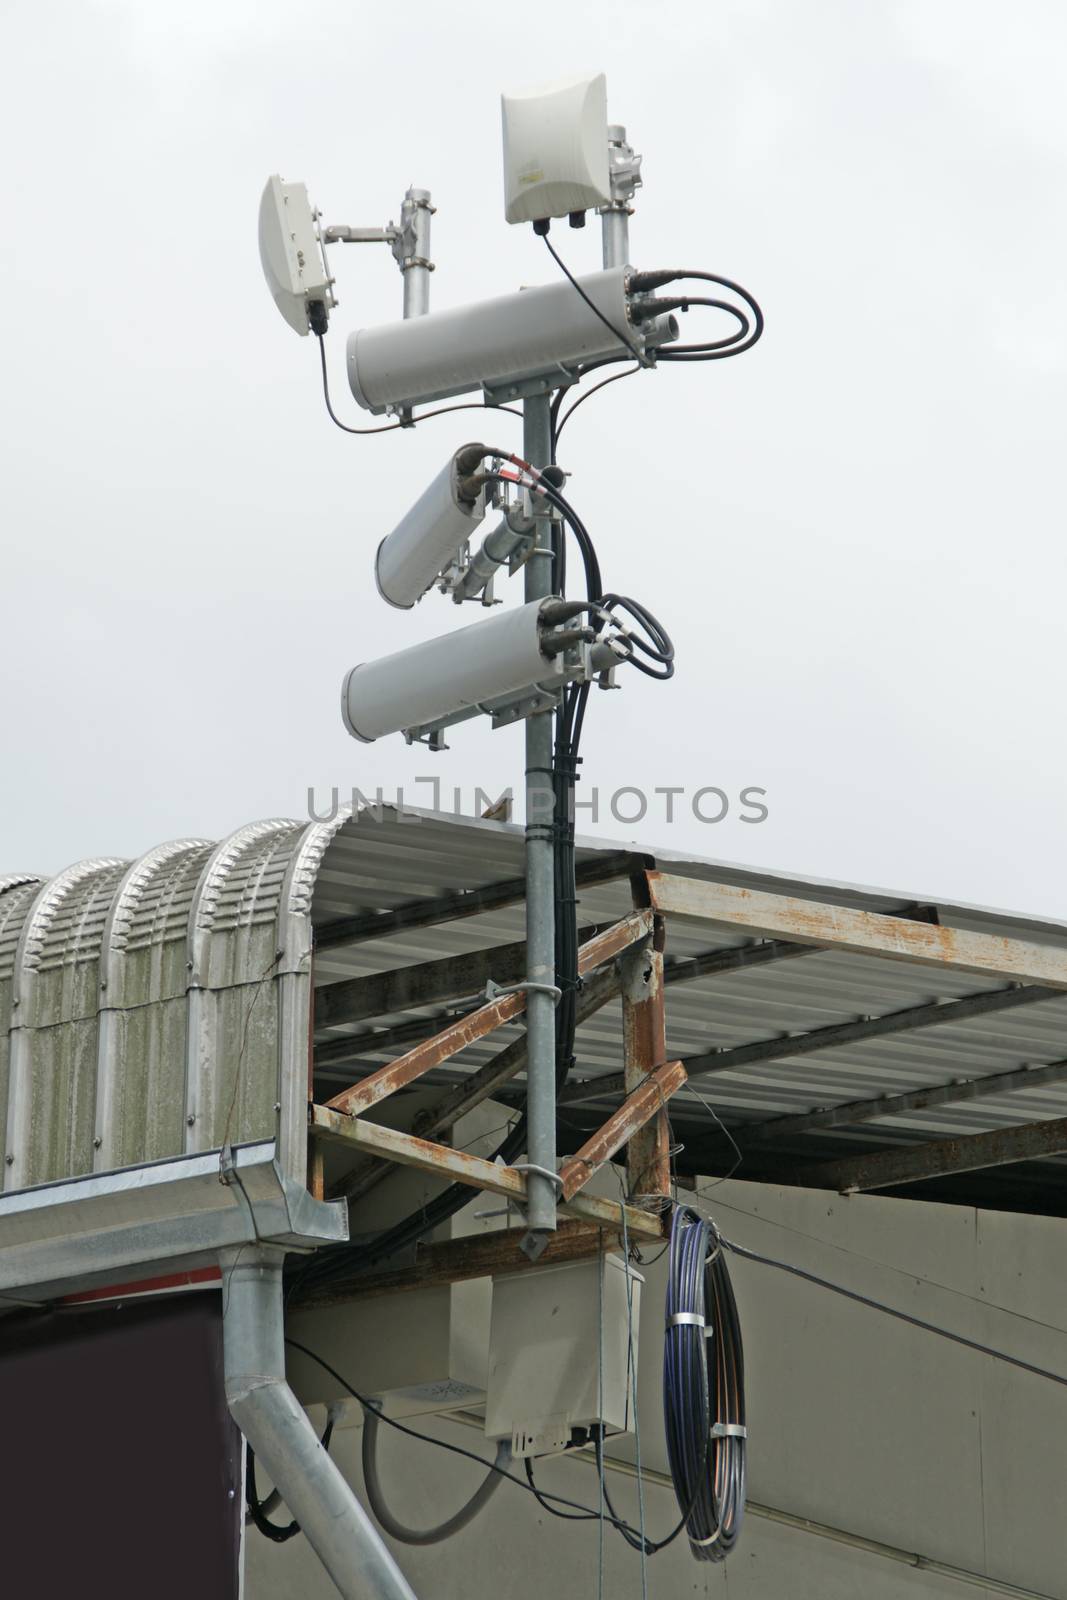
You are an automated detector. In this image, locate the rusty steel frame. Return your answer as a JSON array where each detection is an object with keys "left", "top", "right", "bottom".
[
  {"left": 647, "top": 872, "right": 1067, "bottom": 989},
  {"left": 330, "top": 965, "right": 623, "bottom": 1208},
  {"left": 619, "top": 917, "right": 674, "bottom": 1201},
  {"left": 313, "top": 908, "right": 670, "bottom": 1228},
  {"left": 558, "top": 1059, "right": 687, "bottom": 1201},
  {"left": 789, "top": 1113, "right": 1067, "bottom": 1193},
  {"left": 323, "top": 986, "right": 529, "bottom": 1118},
  {"left": 309, "top": 1105, "right": 663, "bottom": 1238},
  {"left": 296, "top": 1221, "right": 619, "bottom": 1307},
  {"left": 310, "top": 866, "right": 1067, "bottom": 1222},
  {"left": 324, "top": 911, "right": 652, "bottom": 1118}
]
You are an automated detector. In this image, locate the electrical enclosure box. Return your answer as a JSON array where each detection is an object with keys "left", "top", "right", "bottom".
[
  {"left": 484, "top": 1253, "right": 643, "bottom": 1457},
  {"left": 501, "top": 73, "right": 612, "bottom": 225}
]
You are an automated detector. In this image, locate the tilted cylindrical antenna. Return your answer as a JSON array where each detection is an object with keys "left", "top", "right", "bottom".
[{"left": 375, "top": 444, "right": 488, "bottom": 609}]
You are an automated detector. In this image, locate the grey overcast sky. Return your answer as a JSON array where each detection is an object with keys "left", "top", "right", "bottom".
[{"left": 1, "top": 1, "right": 1064, "bottom": 917}]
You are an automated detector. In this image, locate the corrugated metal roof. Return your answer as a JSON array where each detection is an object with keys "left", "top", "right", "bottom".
[{"left": 4, "top": 805, "right": 1067, "bottom": 1205}]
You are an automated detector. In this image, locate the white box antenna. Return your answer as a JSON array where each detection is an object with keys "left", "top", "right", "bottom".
[
  {"left": 258, "top": 175, "right": 334, "bottom": 335},
  {"left": 502, "top": 73, "right": 612, "bottom": 226}
]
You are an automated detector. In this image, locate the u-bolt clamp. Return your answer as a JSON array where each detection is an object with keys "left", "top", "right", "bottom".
[{"left": 484, "top": 978, "right": 562, "bottom": 1006}]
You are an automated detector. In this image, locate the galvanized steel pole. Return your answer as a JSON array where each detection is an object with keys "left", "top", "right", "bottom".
[
  {"left": 601, "top": 125, "right": 638, "bottom": 270},
  {"left": 399, "top": 187, "right": 433, "bottom": 319},
  {"left": 521, "top": 391, "right": 557, "bottom": 1253}
]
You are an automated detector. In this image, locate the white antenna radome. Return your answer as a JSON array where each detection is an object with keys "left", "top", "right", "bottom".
[
  {"left": 501, "top": 72, "right": 612, "bottom": 225},
  {"left": 258, "top": 175, "right": 334, "bottom": 336}
]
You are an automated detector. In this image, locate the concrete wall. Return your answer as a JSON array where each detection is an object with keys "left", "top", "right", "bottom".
[{"left": 248, "top": 1176, "right": 1067, "bottom": 1600}]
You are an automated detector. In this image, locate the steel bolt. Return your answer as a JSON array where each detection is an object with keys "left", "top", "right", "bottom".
[
  {"left": 5, "top": 1155, "right": 13, "bottom": 1166},
  {"left": 93, "top": 1136, "right": 102, "bottom": 1148},
  {"left": 186, "top": 1113, "right": 196, "bottom": 1126}
]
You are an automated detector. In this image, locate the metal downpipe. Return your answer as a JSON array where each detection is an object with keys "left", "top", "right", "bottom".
[{"left": 222, "top": 1248, "right": 417, "bottom": 1600}]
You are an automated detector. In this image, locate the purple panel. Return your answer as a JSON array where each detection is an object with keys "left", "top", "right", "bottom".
[{"left": 0, "top": 1292, "right": 242, "bottom": 1597}]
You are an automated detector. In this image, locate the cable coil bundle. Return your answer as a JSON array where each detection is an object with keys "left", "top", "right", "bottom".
[{"left": 664, "top": 1205, "right": 747, "bottom": 1560}]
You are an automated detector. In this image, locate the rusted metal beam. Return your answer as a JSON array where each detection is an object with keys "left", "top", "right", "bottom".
[
  {"left": 419, "top": 966, "right": 624, "bottom": 1139},
  {"left": 647, "top": 872, "right": 1067, "bottom": 989},
  {"left": 789, "top": 1115, "right": 1067, "bottom": 1193},
  {"left": 324, "top": 989, "right": 528, "bottom": 1117},
  {"left": 314, "top": 924, "right": 808, "bottom": 1085},
  {"left": 309, "top": 1105, "right": 663, "bottom": 1238},
  {"left": 296, "top": 1221, "right": 617, "bottom": 1306},
  {"left": 620, "top": 921, "right": 672, "bottom": 1200},
  {"left": 324, "top": 911, "right": 654, "bottom": 1119},
  {"left": 559, "top": 1060, "right": 687, "bottom": 1201},
  {"left": 575, "top": 909, "right": 655, "bottom": 972},
  {"left": 315, "top": 850, "right": 648, "bottom": 952},
  {"left": 729, "top": 1057, "right": 1067, "bottom": 1145}
]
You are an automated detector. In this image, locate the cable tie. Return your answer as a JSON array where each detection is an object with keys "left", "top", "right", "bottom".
[
  {"left": 666, "top": 1311, "right": 705, "bottom": 1330},
  {"left": 709, "top": 1423, "right": 747, "bottom": 1439}
]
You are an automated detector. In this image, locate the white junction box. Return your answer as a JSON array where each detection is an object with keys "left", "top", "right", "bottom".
[{"left": 485, "top": 1253, "right": 643, "bottom": 1458}]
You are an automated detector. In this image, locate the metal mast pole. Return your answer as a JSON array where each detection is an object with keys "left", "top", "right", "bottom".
[
  {"left": 600, "top": 125, "right": 641, "bottom": 269},
  {"left": 397, "top": 186, "right": 434, "bottom": 318},
  {"left": 521, "top": 390, "right": 557, "bottom": 1253}
]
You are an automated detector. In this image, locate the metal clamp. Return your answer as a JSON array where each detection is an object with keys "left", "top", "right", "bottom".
[
  {"left": 484, "top": 978, "right": 562, "bottom": 1006},
  {"left": 510, "top": 1161, "right": 564, "bottom": 1191},
  {"left": 666, "top": 1311, "right": 705, "bottom": 1330},
  {"left": 710, "top": 1423, "right": 748, "bottom": 1440}
]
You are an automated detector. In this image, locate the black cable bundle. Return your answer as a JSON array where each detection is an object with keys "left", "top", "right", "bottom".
[
  {"left": 245, "top": 1412, "right": 336, "bottom": 1542},
  {"left": 663, "top": 1206, "right": 746, "bottom": 1560},
  {"left": 547, "top": 411, "right": 595, "bottom": 1096}
]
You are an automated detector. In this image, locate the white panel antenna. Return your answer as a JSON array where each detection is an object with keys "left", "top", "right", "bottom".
[
  {"left": 258, "top": 175, "right": 334, "bottom": 336},
  {"left": 501, "top": 73, "right": 612, "bottom": 225}
]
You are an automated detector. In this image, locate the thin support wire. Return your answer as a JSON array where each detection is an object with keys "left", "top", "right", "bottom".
[
  {"left": 597, "top": 1226, "right": 606, "bottom": 1600},
  {"left": 621, "top": 1206, "right": 649, "bottom": 1600},
  {"left": 685, "top": 1082, "right": 744, "bottom": 1187}
]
